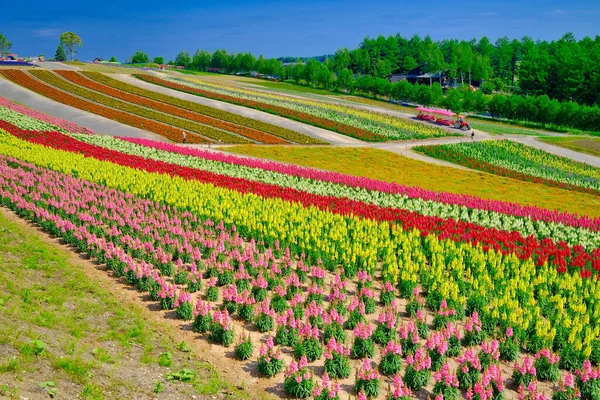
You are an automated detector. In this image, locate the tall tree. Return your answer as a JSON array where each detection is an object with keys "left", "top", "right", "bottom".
[
  {"left": 54, "top": 44, "right": 67, "bottom": 62},
  {"left": 130, "top": 51, "right": 149, "bottom": 64},
  {"left": 174, "top": 50, "right": 191, "bottom": 68},
  {"left": 152, "top": 56, "right": 164, "bottom": 64},
  {"left": 240, "top": 52, "right": 256, "bottom": 72},
  {"left": 59, "top": 32, "right": 82, "bottom": 60},
  {"left": 333, "top": 48, "right": 351, "bottom": 72},
  {"left": 192, "top": 50, "right": 211, "bottom": 71},
  {"left": 335, "top": 69, "right": 355, "bottom": 92},
  {"left": 0, "top": 33, "right": 11, "bottom": 57}
]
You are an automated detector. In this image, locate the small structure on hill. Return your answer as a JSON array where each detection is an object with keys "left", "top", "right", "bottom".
[{"left": 389, "top": 65, "right": 443, "bottom": 85}]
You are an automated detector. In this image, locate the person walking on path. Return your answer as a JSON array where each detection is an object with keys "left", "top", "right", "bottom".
[
  {"left": 471, "top": 130, "right": 475, "bottom": 141},
  {"left": 182, "top": 131, "right": 187, "bottom": 144}
]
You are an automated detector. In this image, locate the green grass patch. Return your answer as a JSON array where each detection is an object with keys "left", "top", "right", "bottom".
[
  {"left": 0, "top": 210, "right": 249, "bottom": 399},
  {"left": 538, "top": 136, "right": 600, "bottom": 158},
  {"left": 174, "top": 69, "right": 219, "bottom": 76},
  {"left": 245, "top": 80, "right": 341, "bottom": 96},
  {"left": 470, "top": 118, "right": 549, "bottom": 136}
]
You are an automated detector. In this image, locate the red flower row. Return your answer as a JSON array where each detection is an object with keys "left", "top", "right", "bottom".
[{"left": 3, "top": 121, "right": 598, "bottom": 277}]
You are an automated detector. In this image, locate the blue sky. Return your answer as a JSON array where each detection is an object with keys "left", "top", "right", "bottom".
[{"left": 3, "top": 0, "right": 600, "bottom": 61}]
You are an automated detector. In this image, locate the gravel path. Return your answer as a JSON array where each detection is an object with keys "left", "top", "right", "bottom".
[
  {"left": 0, "top": 76, "right": 165, "bottom": 141},
  {"left": 111, "top": 74, "right": 364, "bottom": 145},
  {"left": 509, "top": 135, "right": 600, "bottom": 168}
]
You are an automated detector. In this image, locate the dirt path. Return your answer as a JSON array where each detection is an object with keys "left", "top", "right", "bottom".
[
  {"left": 0, "top": 76, "right": 165, "bottom": 141},
  {"left": 0, "top": 207, "right": 274, "bottom": 400},
  {"left": 510, "top": 135, "right": 600, "bottom": 168}
]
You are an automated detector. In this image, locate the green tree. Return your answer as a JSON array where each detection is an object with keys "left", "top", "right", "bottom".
[
  {"left": 403, "top": 56, "right": 418, "bottom": 72},
  {"left": 153, "top": 56, "right": 164, "bottom": 64},
  {"left": 392, "top": 80, "right": 414, "bottom": 102},
  {"left": 130, "top": 51, "right": 149, "bottom": 64},
  {"left": 373, "top": 58, "right": 392, "bottom": 79},
  {"left": 304, "top": 59, "right": 321, "bottom": 85},
  {"left": 109, "top": 56, "right": 118, "bottom": 62},
  {"left": 333, "top": 48, "right": 351, "bottom": 72},
  {"left": 210, "top": 49, "right": 229, "bottom": 70},
  {"left": 240, "top": 52, "right": 256, "bottom": 72},
  {"left": 290, "top": 62, "right": 305, "bottom": 84},
  {"left": 54, "top": 44, "right": 67, "bottom": 62},
  {"left": 518, "top": 45, "right": 549, "bottom": 96},
  {"left": 444, "top": 89, "right": 463, "bottom": 113},
  {"left": 0, "top": 33, "right": 12, "bottom": 57},
  {"left": 480, "top": 81, "right": 495, "bottom": 95},
  {"left": 192, "top": 50, "right": 211, "bottom": 71},
  {"left": 356, "top": 75, "right": 376, "bottom": 95},
  {"left": 488, "top": 94, "right": 508, "bottom": 118},
  {"left": 59, "top": 32, "right": 82, "bottom": 60},
  {"left": 175, "top": 50, "right": 191, "bottom": 68},
  {"left": 335, "top": 69, "right": 355, "bottom": 92},
  {"left": 430, "top": 82, "right": 444, "bottom": 107},
  {"left": 415, "top": 84, "right": 433, "bottom": 106},
  {"left": 316, "top": 64, "right": 334, "bottom": 89}
]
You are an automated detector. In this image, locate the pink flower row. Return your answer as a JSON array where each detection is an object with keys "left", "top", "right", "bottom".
[{"left": 0, "top": 95, "right": 95, "bottom": 134}]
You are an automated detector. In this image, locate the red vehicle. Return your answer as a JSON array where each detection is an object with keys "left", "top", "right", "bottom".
[{"left": 453, "top": 116, "right": 471, "bottom": 131}]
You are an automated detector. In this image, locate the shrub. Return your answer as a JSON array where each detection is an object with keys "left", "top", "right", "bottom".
[{"left": 234, "top": 333, "right": 254, "bottom": 360}]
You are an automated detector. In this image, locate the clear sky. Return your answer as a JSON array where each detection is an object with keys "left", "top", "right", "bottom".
[{"left": 3, "top": 0, "right": 599, "bottom": 61}]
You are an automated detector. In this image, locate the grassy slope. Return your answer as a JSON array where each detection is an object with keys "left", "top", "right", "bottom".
[
  {"left": 538, "top": 136, "right": 600, "bottom": 158},
  {"left": 243, "top": 80, "right": 341, "bottom": 96},
  {"left": 0, "top": 209, "right": 247, "bottom": 400},
  {"left": 227, "top": 146, "right": 600, "bottom": 218}
]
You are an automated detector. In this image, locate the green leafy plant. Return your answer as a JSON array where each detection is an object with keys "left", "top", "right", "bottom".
[
  {"left": 234, "top": 334, "right": 254, "bottom": 360},
  {"left": 158, "top": 351, "right": 172, "bottom": 367},
  {"left": 40, "top": 381, "right": 57, "bottom": 398},
  {"left": 167, "top": 369, "right": 194, "bottom": 382}
]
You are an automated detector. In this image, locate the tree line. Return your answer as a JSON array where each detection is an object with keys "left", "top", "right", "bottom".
[
  {"left": 133, "top": 31, "right": 598, "bottom": 131},
  {"left": 145, "top": 32, "right": 599, "bottom": 107}
]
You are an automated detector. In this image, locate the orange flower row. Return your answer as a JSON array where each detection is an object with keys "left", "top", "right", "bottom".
[
  {"left": 57, "top": 71, "right": 286, "bottom": 144},
  {"left": 28, "top": 69, "right": 250, "bottom": 144},
  {"left": 82, "top": 71, "right": 325, "bottom": 145},
  {"left": 135, "top": 74, "right": 389, "bottom": 142},
  {"left": 0, "top": 69, "right": 209, "bottom": 144}
]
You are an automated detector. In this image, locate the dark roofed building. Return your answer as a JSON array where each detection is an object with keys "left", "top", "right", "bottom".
[{"left": 389, "top": 65, "right": 443, "bottom": 85}]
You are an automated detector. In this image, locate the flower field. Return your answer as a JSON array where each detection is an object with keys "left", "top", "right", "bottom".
[
  {"left": 228, "top": 145, "right": 600, "bottom": 219},
  {"left": 1, "top": 99, "right": 600, "bottom": 399},
  {"left": 414, "top": 140, "right": 600, "bottom": 195},
  {"left": 134, "top": 73, "right": 456, "bottom": 142},
  {"left": 80, "top": 71, "right": 326, "bottom": 144},
  {"left": 68, "top": 134, "right": 600, "bottom": 250},
  {"left": 53, "top": 69, "right": 290, "bottom": 144},
  {"left": 0, "top": 69, "right": 210, "bottom": 143},
  {"left": 0, "top": 95, "right": 94, "bottom": 134},
  {"left": 27, "top": 69, "right": 252, "bottom": 144}
]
